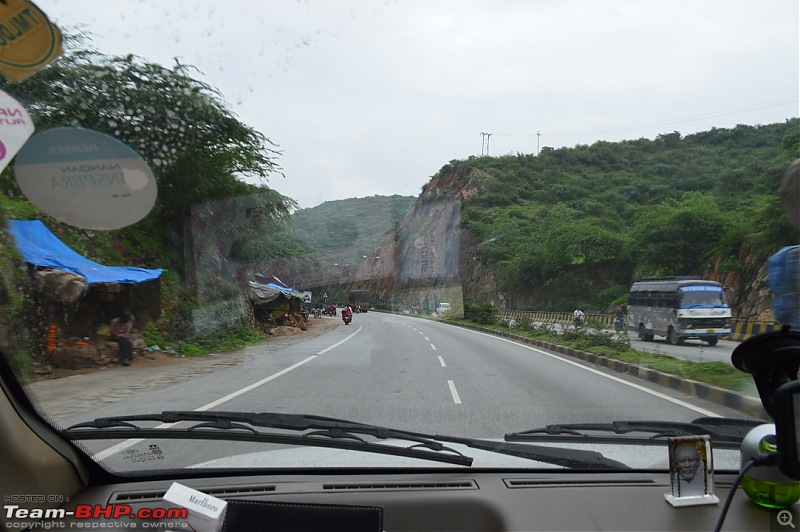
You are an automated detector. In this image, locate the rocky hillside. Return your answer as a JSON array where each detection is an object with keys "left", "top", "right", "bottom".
[
  {"left": 354, "top": 120, "right": 799, "bottom": 317},
  {"left": 290, "top": 195, "right": 415, "bottom": 291}
]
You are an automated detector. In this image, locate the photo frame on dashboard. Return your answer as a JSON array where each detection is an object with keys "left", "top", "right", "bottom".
[{"left": 665, "top": 435, "right": 720, "bottom": 507}]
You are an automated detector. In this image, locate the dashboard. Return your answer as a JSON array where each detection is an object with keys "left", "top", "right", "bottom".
[{"left": 53, "top": 469, "right": 783, "bottom": 531}]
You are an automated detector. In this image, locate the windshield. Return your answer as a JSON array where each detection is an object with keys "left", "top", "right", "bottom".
[
  {"left": 0, "top": 0, "right": 797, "bottom": 476},
  {"left": 679, "top": 286, "right": 728, "bottom": 307}
]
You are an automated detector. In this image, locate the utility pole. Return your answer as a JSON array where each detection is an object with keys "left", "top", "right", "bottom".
[
  {"left": 537, "top": 130, "right": 541, "bottom": 155},
  {"left": 480, "top": 132, "right": 492, "bottom": 156}
]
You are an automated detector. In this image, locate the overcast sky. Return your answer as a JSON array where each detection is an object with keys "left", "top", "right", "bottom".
[{"left": 38, "top": 0, "right": 799, "bottom": 209}]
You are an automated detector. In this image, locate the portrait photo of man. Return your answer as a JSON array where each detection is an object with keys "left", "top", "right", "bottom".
[{"left": 669, "top": 436, "right": 712, "bottom": 499}]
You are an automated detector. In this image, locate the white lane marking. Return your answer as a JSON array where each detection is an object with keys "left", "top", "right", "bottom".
[
  {"left": 438, "top": 356, "right": 447, "bottom": 367},
  {"left": 419, "top": 331, "right": 424, "bottom": 335},
  {"left": 448, "top": 380, "right": 462, "bottom": 404},
  {"left": 459, "top": 328, "right": 720, "bottom": 417},
  {"left": 318, "top": 324, "right": 363, "bottom": 354},
  {"left": 198, "top": 356, "right": 317, "bottom": 410},
  {"left": 425, "top": 337, "right": 430, "bottom": 341},
  {"left": 93, "top": 355, "right": 319, "bottom": 460},
  {"left": 430, "top": 344, "right": 437, "bottom": 351}
]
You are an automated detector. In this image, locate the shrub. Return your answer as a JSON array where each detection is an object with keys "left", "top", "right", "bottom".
[{"left": 464, "top": 301, "right": 499, "bottom": 325}]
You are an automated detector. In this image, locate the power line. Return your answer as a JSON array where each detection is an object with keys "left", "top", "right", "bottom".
[{"left": 493, "top": 96, "right": 798, "bottom": 140}]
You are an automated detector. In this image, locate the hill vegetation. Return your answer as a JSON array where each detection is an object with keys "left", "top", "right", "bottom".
[
  {"left": 433, "top": 120, "right": 799, "bottom": 312},
  {"left": 290, "top": 195, "right": 415, "bottom": 298},
  {"left": 293, "top": 196, "right": 415, "bottom": 258},
  {"left": 0, "top": 32, "right": 795, "bottom": 359}
]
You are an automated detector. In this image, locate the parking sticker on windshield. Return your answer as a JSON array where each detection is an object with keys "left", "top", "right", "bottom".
[{"left": 120, "top": 444, "right": 166, "bottom": 464}]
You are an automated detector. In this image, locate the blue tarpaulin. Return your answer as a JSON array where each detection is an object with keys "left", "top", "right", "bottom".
[{"left": 8, "top": 220, "right": 163, "bottom": 284}]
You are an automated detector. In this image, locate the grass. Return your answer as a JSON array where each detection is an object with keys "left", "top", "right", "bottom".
[{"left": 142, "top": 322, "right": 266, "bottom": 358}]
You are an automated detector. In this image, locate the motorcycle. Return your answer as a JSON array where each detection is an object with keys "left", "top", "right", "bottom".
[
  {"left": 300, "top": 308, "right": 309, "bottom": 323},
  {"left": 342, "top": 312, "right": 352, "bottom": 325},
  {"left": 614, "top": 316, "right": 625, "bottom": 333},
  {"left": 313, "top": 308, "right": 322, "bottom": 319}
]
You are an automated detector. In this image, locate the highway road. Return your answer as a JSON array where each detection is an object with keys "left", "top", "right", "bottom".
[
  {"left": 55, "top": 312, "right": 757, "bottom": 471},
  {"left": 627, "top": 333, "right": 738, "bottom": 365}
]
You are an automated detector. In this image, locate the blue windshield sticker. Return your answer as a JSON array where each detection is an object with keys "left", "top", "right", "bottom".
[{"left": 680, "top": 286, "right": 723, "bottom": 292}]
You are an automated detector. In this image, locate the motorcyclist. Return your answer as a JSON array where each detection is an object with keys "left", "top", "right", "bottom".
[
  {"left": 573, "top": 308, "right": 585, "bottom": 327},
  {"left": 342, "top": 305, "right": 353, "bottom": 324},
  {"left": 614, "top": 307, "right": 625, "bottom": 332}
]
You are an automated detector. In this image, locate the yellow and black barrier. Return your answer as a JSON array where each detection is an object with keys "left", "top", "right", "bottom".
[
  {"left": 728, "top": 319, "right": 783, "bottom": 342},
  {"left": 499, "top": 310, "right": 612, "bottom": 327},
  {"left": 499, "top": 312, "right": 784, "bottom": 342}
]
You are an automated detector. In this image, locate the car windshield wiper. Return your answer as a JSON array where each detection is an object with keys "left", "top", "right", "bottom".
[
  {"left": 425, "top": 434, "right": 630, "bottom": 470},
  {"left": 63, "top": 411, "right": 473, "bottom": 467},
  {"left": 63, "top": 411, "right": 629, "bottom": 469},
  {"left": 505, "top": 417, "right": 763, "bottom": 447}
]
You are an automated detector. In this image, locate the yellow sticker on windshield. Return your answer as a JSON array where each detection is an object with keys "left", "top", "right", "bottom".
[{"left": 0, "top": 0, "right": 62, "bottom": 83}]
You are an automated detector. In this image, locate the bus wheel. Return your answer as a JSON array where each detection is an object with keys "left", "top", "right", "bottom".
[
  {"left": 639, "top": 325, "right": 654, "bottom": 341},
  {"left": 705, "top": 337, "right": 719, "bottom": 346},
  {"left": 668, "top": 326, "right": 684, "bottom": 345}
]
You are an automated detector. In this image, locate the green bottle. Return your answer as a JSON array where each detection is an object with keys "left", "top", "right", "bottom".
[{"left": 740, "top": 424, "right": 800, "bottom": 509}]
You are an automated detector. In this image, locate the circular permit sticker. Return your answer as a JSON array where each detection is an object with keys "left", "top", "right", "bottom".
[{"left": 14, "top": 127, "right": 157, "bottom": 230}]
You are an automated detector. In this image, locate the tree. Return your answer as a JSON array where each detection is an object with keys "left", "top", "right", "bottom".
[
  {"left": 0, "top": 33, "right": 308, "bottom": 341},
  {"left": 0, "top": 33, "right": 297, "bottom": 268},
  {"left": 631, "top": 192, "right": 731, "bottom": 276}
]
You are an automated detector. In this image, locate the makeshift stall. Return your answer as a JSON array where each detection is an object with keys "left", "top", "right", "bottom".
[
  {"left": 247, "top": 280, "right": 305, "bottom": 326},
  {"left": 8, "top": 219, "right": 163, "bottom": 367}
]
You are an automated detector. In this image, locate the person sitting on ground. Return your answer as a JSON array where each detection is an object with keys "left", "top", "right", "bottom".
[{"left": 110, "top": 311, "right": 134, "bottom": 366}]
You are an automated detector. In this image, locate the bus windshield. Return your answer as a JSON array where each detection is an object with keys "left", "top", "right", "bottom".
[{"left": 679, "top": 286, "right": 728, "bottom": 307}]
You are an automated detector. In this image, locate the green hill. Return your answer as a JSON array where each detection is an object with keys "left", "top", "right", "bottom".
[
  {"left": 364, "top": 120, "right": 799, "bottom": 315},
  {"left": 290, "top": 195, "right": 415, "bottom": 295}
]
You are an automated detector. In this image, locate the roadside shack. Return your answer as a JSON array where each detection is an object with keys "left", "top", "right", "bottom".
[
  {"left": 8, "top": 220, "right": 163, "bottom": 367},
  {"left": 247, "top": 280, "right": 305, "bottom": 326}
]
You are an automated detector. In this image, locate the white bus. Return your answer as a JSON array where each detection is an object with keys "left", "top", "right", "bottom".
[{"left": 628, "top": 277, "right": 731, "bottom": 346}]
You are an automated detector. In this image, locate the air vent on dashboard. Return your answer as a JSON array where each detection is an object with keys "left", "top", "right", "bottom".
[
  {"left": 110, "top": 485, "right": 276, "bottom": 504},
  {"left": 109, "top": 490, "right": 166, "bottom": 504},
  {"left": 323, "top": 480, "right": 479, "bottom": 491},
  {"left": 504, "top": 478, "right": 657, "bottom": 489}
]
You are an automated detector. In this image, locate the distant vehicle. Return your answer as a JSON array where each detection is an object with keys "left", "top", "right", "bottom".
[
  {"left": 628, "top": 277, "right": 731, "bottom": 346},
  {"left": 348, "top": 290, "right": 370, "bottom": 312},
  {"left": 435, "top": 302, "right": 451, "bottom": 316}
]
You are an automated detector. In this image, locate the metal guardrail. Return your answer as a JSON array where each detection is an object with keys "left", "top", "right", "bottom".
[{"left": 498, "top": 311, "right": 783, "bottom": 341}]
